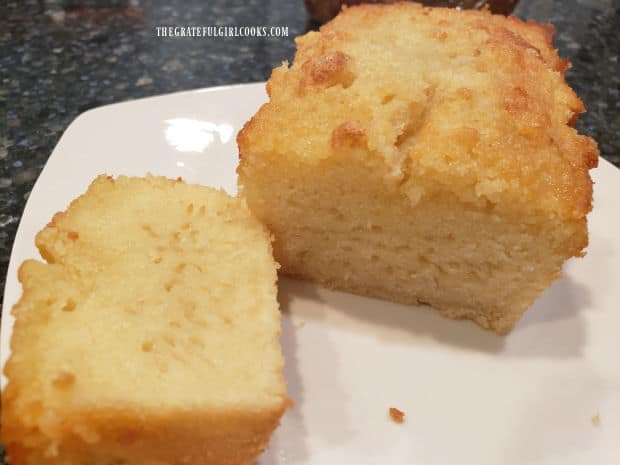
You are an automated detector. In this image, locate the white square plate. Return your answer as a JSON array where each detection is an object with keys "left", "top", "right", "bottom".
[{"left": 2, "top": 83, "right": 619, "bottom": 465}]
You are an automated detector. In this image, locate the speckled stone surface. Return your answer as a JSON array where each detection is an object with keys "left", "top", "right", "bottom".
[{"left": 0, "top": 0, "right": 618, "bottom": 459}]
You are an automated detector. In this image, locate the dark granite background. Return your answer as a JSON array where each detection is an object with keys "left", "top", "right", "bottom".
[{"left": 0, "top": 0, "right": 618, "bottom": 459}]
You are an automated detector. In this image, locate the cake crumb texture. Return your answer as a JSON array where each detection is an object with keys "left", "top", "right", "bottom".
[
  {"left": 2, "top": 175, "right": 287, "bottom": 465},
  {"left": 238, "top": 3, "right": 598, "bottom": 334}
]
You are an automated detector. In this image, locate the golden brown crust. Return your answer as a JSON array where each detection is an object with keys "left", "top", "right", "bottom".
[
  {"left": 301, "top": 50, "right": 355, "bottom": 90},
  {"left": 2, "top": 404, "right": 288, "bottom": 465},
  {"left": 331, "top": 120, "right": 366, "bottom": 148},
  {"left": 238, "top": 3, "right": 598, "bottom": 228}
]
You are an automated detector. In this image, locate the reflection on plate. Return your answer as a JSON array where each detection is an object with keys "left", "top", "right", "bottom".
[{"left": 1, "top": 83, "right": 619, "bottom": 465}]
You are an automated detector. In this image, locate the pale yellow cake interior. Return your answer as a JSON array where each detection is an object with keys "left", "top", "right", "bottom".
[{"left": 2, "top": 175, "right": 286, "bottom": 465}]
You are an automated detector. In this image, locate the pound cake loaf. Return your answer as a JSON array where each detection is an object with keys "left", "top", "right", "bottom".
[
  {"left": 2, "top": 175, "right": 287, "bottom": 465},
  {"left": 237, "top": 3, "right": 598, "bottom": 334}
]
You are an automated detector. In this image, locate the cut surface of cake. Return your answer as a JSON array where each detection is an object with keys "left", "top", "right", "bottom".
[
  {"left": 1, "top": 175, "right": 287, "bottom": 465},
  {"left": 237, "top": 3, "right": 598, "bottom": 334}
]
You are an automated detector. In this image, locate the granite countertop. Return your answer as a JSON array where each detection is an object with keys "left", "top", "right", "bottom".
[{"left": 0, "top": 0, "right": 618, "bottom": 461}]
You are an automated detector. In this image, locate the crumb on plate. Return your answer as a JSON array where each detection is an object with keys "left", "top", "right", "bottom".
[{"left": 389, "top": 407, "right": 405, "bottom": 424}]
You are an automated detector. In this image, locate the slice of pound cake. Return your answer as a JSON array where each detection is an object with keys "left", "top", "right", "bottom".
[
  {"left": 2, "top": 175, "right": 287, "bottom": 465},
  {"left": 237, "top": 3, "right": 598, "bottom": 334}
]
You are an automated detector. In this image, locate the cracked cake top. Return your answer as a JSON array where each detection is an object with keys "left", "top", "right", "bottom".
[{"left": 238, "top": 2, "right": 598, "bottom": 222}]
